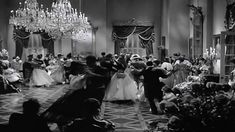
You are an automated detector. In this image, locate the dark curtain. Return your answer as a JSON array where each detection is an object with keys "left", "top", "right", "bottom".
[
  {"left": 13, "top": 27, "right": 54, "bottom": 58},
  {"left": 13, "top": 28, "right": 30, "bottom": 58},
  {"left": 112, "top": 26, "right": 134, "bottom": 54},
  {"left": 113, "top": 26, "right": 136, "bottom": 38},
  {"left": 41, "top": 33, "right": 55, "bottom": 55},
  {"left": 112, "top": 26, "right": 155, "bottom": 55}
]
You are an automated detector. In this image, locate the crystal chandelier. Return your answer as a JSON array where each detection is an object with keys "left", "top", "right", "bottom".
[
  {"left": 46, "top": 0, "right": 90, "bottom": 39},
  {"left": 9, "top": 0, "right": 46, "bottom": 33},
  {"left": 9, "top": 0, "right": 90, "bottom": 40}
]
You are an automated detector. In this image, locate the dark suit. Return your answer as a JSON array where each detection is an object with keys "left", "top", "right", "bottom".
[
  {"left": 100, "top": 60, "right": 118, "bottom": 73},
  {"left": 9, "top": 113, "right": 51, "bottom": 132},
  {"left": 139, "top": 66, "right": 168, "bottom": 113},
  {"left": 22, "top": 61, "right": 33, "bottom": 81},
  {"left": 86, "top": 65, "right": 110, "bottom": 103}
]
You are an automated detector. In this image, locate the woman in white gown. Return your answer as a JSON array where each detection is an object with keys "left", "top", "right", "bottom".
[
  {"left": 30, "top": 54, "right": 54, "bottom": 87},
  {"left": 50, "top": 54, "right": 65, "bottom": 84},
  {"left": 105, "top": 67, "right": 138, "bottom": 101},
  {"left": 0, "top": 50, "right": 22, "bottom": 83},
  {"left": 2, "top": 59, "right": 22, "bottom": 83}
]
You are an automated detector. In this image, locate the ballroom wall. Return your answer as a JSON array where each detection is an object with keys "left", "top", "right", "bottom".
[
  {"left": 82, "top": 0, "right": 107, "bottom": 56},
  {"left": 213, "top": 0, "right": 227, "bottom": 34},
  {"left": 167, "top": 0, "right": 190, "bottom": 56},
  {"left": 0, "top": 0, "right": 10, "bottom": 51},
  {"left": 188, "top": 0, "right": 214, "bottom": 56},
  {"left": 6, "top": 0, "right": 162, "bottom": 58},
  {"left": 106, "top": 0, "right": 162, "bottom": 58},
  {"left": 0, "top": 0, "right": 230, "bottom": 60}
]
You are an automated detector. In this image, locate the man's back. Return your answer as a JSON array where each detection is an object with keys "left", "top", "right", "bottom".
[
  {"left": 142, "top": 66, "right": 168, "bottom": 89},
  {"left": 142, "top": 66, "right": 156, "bottom": 85}
]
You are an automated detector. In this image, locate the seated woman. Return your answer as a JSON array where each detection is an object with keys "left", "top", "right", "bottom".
[
  {"left": 3, "top": 67, "right": 22, "bottom": 83},
  {"left": 1, "top": 54, "right": 22, "bottom": 84},
  {"left": 30, "top": 54, "right": 54, "bottom": 87},
  {"left": 0, "top": 72, "right": 20, "bottom": 94},
  {"left": 161, "top": 85, "right": 177, "bottom": 103},
  {"left": 0, "top": 51, "right": 20, "bottom": 94},
  {"left": 65, "top": 98, "right": 115, "bottom": 132},
  {"left": 159, "top": 85, "right": 178, "bottom": 114}
]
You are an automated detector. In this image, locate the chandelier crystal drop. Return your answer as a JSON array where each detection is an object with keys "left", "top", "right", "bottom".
[{"left": 9, "top": 0, "right": 90, "bottom": 40}]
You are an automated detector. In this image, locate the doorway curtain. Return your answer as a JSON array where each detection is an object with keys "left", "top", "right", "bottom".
[
  {"left": 112, "top": 26, "right": 154, "bottom": 55},
  {"left": 13, "top": 27, "right": 54, "bottom": 60}
]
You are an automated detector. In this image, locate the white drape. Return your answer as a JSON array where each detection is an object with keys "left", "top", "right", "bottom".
[
  {"left": 25, "top": 34, "right": 45, "bottom": 60},
  {"left": 122, "top": 33, "right": 146, "bottom": 57}
]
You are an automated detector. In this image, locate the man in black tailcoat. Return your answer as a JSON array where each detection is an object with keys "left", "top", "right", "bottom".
[
  {"left": 22, "top": 55, "right": 34, "bottom": 85},
  {"left": 85, "top": 55, "right": 109, "bottom": 103},
  {"left": 138, "top": 61, "right": 174, "bottom": 114}
]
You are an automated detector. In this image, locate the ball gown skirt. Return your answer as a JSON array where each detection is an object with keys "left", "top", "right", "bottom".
[
  {"left": 3, "top": 68, "right": 21, "bottom": 83},
  {"left": 50, "top": 66, "right": 65, "bottom": 84},
  {"left": 30, "top": 68, "right": 54, "bottom": 86},
  {"left": 104, "top": 69, "right": 138, "bottom": 101}
]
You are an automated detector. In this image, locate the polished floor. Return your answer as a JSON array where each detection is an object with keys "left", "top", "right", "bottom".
[{"left": 0, "top": 84, "right": 168, "bottom": 132}]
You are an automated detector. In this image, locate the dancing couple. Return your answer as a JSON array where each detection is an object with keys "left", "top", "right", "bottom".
[{"left": 104, "top": 54, "right": 144, "bottom": 102}]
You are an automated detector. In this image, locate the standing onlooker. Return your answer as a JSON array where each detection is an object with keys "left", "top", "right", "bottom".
[
  {"left": 11, "top": 56, "right": 22, "bottom": 72},
  {"left": 161, "top": 57, "right": 174, "bottom": 88}
]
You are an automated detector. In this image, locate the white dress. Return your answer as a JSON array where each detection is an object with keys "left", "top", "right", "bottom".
[
  {"left": 30, "top": 61, "right": 54, "bottom": 87},
  {"left": 105, "top": 68, "right": 138, "bottom": 101},
  {"left": 49, "top": 60, "right": 65, "bottom": 84},
  {"left": 3, "top": 68, "right": 21, "bottom": 83},
  {"left": 1, "top": 60, "right": 21, "bottom": 83}
]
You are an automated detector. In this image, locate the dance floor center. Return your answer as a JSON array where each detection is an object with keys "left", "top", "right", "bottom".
[{"left": 0, "top": 84, "right": 168, "bottom": 132}]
